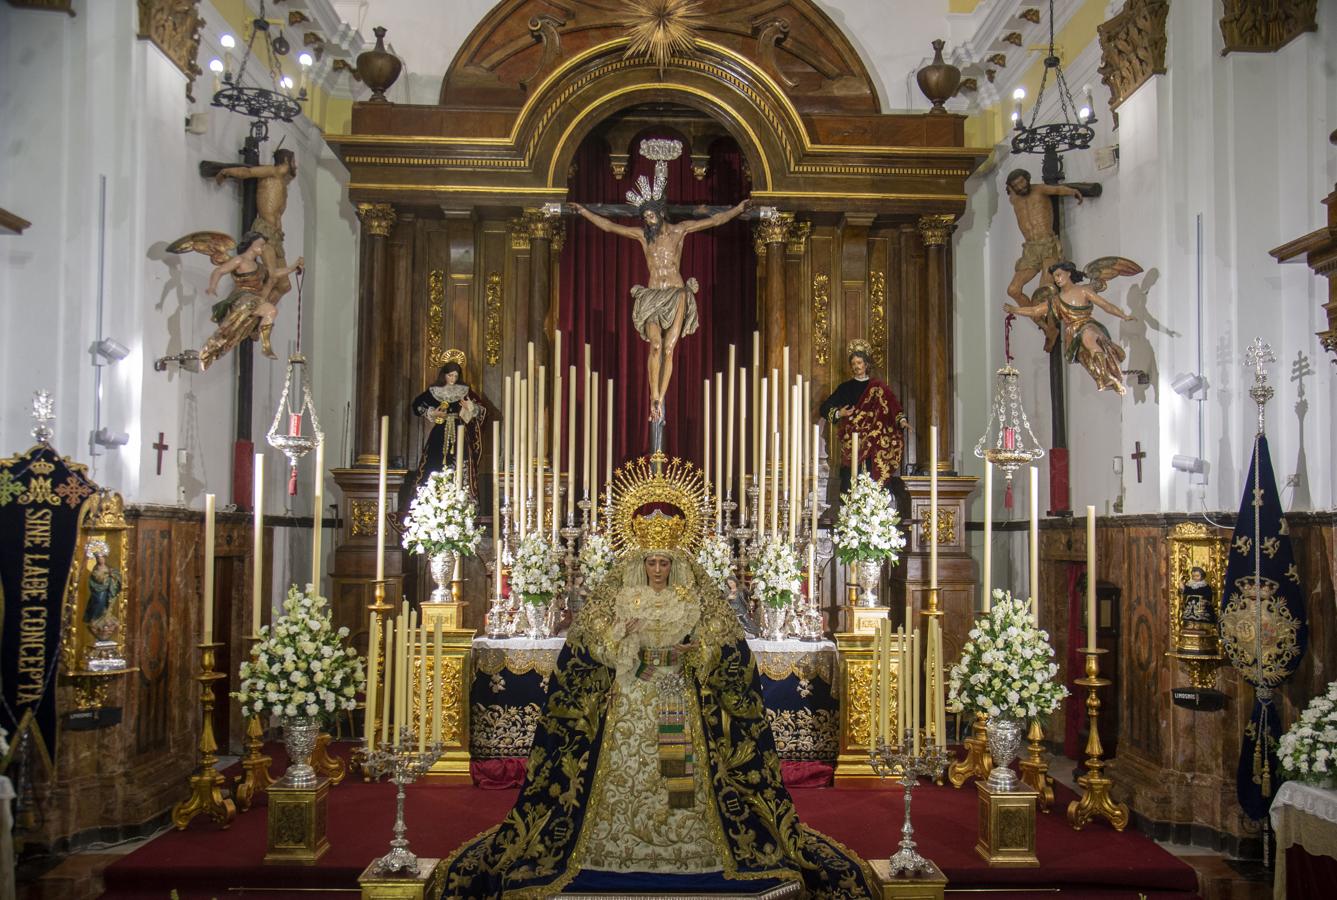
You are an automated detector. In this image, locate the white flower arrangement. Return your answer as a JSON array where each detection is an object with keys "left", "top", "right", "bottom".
[
  {"left": 233, "top": 584, "right": 365, "bottom": 723},
  {"left": 510, "top": 532, "right": 563, "bottom": 605},
  {"left": 833, "top": 471, "right": 907, "bottom": 565},
  {"left": 578, "top": 531, "right": 616, "bottom": 591},
  {"left": 751, "top": 538, "right": 802, "bottom": 609},
  {"left": 1279, "top": 680, "right": 1337, "bottom": 784},
  {"left": 402, "top": 470, "right": 482, "bottom": 558},
  {"left": 696, "top": 533, "right": 733, "bottom": 591},
  {"left": 948, "top": 590, "right": 1068, "bottom": 721}
]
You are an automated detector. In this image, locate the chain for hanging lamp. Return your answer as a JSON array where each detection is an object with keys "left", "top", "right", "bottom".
[{"left": 1010, "top": 0, "right": 1096, "bottom": 159}]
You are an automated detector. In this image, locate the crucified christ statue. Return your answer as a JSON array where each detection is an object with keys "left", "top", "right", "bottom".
[{"left": 569, "top": 195, "right": 750, "bottom": 423}]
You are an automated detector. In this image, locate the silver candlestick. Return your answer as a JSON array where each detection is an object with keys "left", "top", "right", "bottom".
[
  {"left": 355, "top": 729, "right": 445, "bottom": 876},
  {"left": 868, "top": 730, "right": 951, "bottom": 876}
]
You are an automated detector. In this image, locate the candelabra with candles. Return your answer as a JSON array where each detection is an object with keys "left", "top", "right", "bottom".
[
  {"left": 355, "top": 729, "right": 445, "bottom": 875},
  {"left": 868, "top": 730, "right": 952, "bottom": 876}
]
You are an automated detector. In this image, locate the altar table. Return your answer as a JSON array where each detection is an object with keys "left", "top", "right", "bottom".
[
  {"left": 1270, "top": 779, "right": 1337, "bottom": 900},
  {"left": 469, "top": 636, "right": 838, "bottom": 786}
]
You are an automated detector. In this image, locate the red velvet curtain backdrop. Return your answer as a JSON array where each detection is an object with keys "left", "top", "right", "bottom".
[{"left": 558, "top": 129, "right": 756, "bottom": 493}]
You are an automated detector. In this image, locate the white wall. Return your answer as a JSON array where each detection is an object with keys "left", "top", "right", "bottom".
[
  {"left": 954, "top": 0, "right": 1337, "bottom": 526},
  {"left": 0, "top": 0, "right": 360, "bottom": 598}
]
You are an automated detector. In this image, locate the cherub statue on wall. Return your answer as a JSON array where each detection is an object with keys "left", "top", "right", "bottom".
[
  {"left": 155, "top": 230, "right": 303, "bottom": 372},
  {"left": 1004, "top": 258, "right": 1143, "bottom": 395}
]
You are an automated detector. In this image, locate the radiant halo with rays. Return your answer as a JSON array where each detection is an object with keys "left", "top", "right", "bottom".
[{"left": 622, "top": 0, "right": 705, "bottom": 72}]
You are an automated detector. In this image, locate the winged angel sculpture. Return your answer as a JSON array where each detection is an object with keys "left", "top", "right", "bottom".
[
  {"left": 1005, "top": 257, "right": 1143, "bottom": 395},
  {"left": 155, "top": 231, "right": 303, "bottom": 372}
]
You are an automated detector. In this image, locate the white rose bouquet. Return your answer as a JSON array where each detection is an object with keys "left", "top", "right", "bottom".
[
  {"left": 833, "top": 471, "right": 907, "bottom": 565},
  {"left": 578, "top": 531, "right": 615, "bottom": 591},
  {"left": 510, "top": 532, "right": 563, "bottom": 605},
  {"left": 751, "top": 538, "right": 802, "bottom": 609},
  {"left": 402, "top": 470, "right": 482, "bottom": 558},
  {"left": 233, "top": 585, "right": 365, "bottom": 723},
  {"left": 1279, "top": 680, "right": 1337, "bottom": 785},
  {"left": 948, "top": 590, "right": 1067, "bottom": 720},
  {"left": 696, "top": 533, "right": 733, "bottom": 591}
]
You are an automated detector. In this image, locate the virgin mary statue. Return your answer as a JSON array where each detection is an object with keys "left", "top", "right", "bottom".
[{"left": 443, "top": 542, "right": 874, "bottom": 898}]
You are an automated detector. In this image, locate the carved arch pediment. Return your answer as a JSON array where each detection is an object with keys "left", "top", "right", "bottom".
[{"left": 439, "top": 0, "right": 883, "bottom": 116}]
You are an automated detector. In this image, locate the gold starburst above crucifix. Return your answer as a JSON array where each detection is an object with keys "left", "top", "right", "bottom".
[{"left": 623, "top": 0, "right": 705, "bottom": 71}]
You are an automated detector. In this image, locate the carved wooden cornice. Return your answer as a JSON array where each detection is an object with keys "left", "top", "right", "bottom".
[
  {"left": 917, "top": 213, "right": 955, "bottom": 247},
  {"left": 136, "top": 0, "right": 204, "bottom": 102},
  {"left": 1097, "top": 0, "right": 1169, "bottom": 112},
  {"left": 355, "top": 202, "right": 397, "bottom": 237},
  {"left": 1220, "top": 0, "right": 1317, "bottom": 55}
]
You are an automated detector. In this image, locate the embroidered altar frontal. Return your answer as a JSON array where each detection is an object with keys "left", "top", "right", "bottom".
[{"left": 470, "top": 637, "right": 838, "bottom": 779}]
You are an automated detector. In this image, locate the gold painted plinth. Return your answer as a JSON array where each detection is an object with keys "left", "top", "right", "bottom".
[
  {"left": 265, "top": 779, "right": 331, "bottom": 865},
  {"left": 359, "top": 857, "right": 444, "bottom": 899},
  {"left": 833, "top": 630, "right": 880, "bottom": 786},
  {"left": 947, "top": 713, "right": 992, "bottom": 787},
  {"left": 847, "top": 605, "right": 891, "bottom": 635},
  {"left": 870, "top": 858, "right": 947, "bottom": 900},
  {"left": 975, "top": 782, "right": 1039, "bottom": 867},
  {"left": 418, "top": 601, "right": 466, "bottom": 631}
]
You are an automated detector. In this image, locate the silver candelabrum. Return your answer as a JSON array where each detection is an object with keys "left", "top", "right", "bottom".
[
  {"left": 868, "top": 730, "right": 951, "bottom": 876},
  {"left": 355, "top": 728, "right": 445, "bottom": 876}
]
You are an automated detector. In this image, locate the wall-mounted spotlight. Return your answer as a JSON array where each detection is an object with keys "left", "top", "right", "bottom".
[
  {"left": 1171, "top": 454, "right": 1206, "bottom": 475},
  {"left": 95, "top": 337, "right": 130, "bottom": 362},
  {"left": 94, "top": 427, "right": 130, "bottom": 448},
  {"left": 1171, "top": 372, "right": 1207, "bottom": 398}
]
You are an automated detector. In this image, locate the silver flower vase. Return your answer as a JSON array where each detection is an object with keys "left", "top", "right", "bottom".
[
  {"left": 523, "top": 600, "right": 551, "bottom": 640},
  {"left": 857, "top": 559, "right": 882, "bottom": 607},
  {"left": 761, "top": 603, "right": 787, "bottom": 642},
  {"left": 985, "top": 717, "right": 1024, "bottom": 791},
  {"left": 280, "top": 716, "right": 320, "bottom": 788},
  {"left": 429, "top": 550, "right": 456, "bottom": 604}
]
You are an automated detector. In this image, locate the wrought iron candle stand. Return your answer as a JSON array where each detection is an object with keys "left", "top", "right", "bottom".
[
  {"left": 355, "top": 728, "right": 446, "bottom": 875},
  {"left": 868, "top": 731, "right": 952, "bottom": 876}
]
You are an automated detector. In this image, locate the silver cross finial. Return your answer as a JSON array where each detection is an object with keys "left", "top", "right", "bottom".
[
  {"left": 31, "top": 390, "right": 54, "bottom": 443},
  {"left": 1244, "top": 338, "right": 1275, "bottom": 434}
]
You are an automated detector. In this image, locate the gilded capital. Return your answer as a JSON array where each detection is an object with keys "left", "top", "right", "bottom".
[
  {"left": 917, "top": 214, "right": 956, "bottom": 247},
  {"left": 356, "top": 202, "right": 397, "bottom": 237},
  {"left": 754, "top": 211, "right": 795, "bottom": 256}
]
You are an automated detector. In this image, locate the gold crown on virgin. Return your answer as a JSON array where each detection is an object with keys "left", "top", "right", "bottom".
[
  {"left": 607, "top": 454, "right": 710, "bottom": 554},
  {"left": 625, "top": 139, "right": 682, "bottom": 209},
  {"left": 631, "top": 510, "right": 689, "bottom": 551}
]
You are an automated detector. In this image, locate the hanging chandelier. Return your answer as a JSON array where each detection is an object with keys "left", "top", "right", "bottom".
[
  {"left": 974, "top": 366, "right": 1044, "bottom": 485},
  {"left": 265, "top": 275, "right": 322, "bottom": 494},
  {"left": 1010, "top": 0, "right": 1096, "bottom": 160},
  {"left": 207, "top": 0, "right": 308, "bottom": 143}
]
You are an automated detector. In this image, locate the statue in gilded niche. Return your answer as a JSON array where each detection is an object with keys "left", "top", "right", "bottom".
[
  {"left": 567, "top": 139, "right": 751, "bottom": 425},
  {"left": 817, "top": 340, "right": 908, "bottom": 491},
  {"left": 84, "top": 539, "right": 122, "bottom": 626},
  {"left": 411, "top": 358, "right": 486, "bottom": 498},
  {"left": 1005, "top": 259, "right": 1142, "bottom": 395},
  {"left": 1180, "top": 566, "right": 1218, "bottom": 645}
]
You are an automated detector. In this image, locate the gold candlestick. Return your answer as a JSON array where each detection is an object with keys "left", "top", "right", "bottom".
[
  {"left": 1018, "top": 718, "right": 1055, "bottom": 811},
  {"left": 1066, "top": 649, "right": 1129, "bottom": 831},
  {"left": 171, "top": 642, "right": 237, "bottom": 830},
  {"left": 234, "top": 633, "right": 275, "bottom": 812},
  {"left": 948, "top": 711, "right": 993, "bottom": 788}
]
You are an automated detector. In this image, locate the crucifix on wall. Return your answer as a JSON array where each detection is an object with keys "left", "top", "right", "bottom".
[
  {"left": 153, "top": 433, "right": 170, "bottom": 476},
  {"left": 1130, "top": 440, "right": 1146, "bottom": 483}
]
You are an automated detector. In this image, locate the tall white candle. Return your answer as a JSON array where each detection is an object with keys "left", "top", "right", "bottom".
[
  {"left": 788, "top": 383, "right": 798, "bottom": 545},
  {"left": 703, "top": 379, "right": 711, "bottom": 488},
  {"left": 502, "top": 374, "right": 513, "bottom": 507},
  {"left": 758, "top": 377, "right": 768, "bottom": 540},
  {"left": 752, "top": 330, "right": 761, "bottom": 477},
  {"left": 310, "top": 440, "right": 323, "bottom": 596},
  {"left": 492, "top": 419, "right": 500, "bottom": 551},
  {"left": 567, "top": 366, "right": 576, "bottom": 520},
  {"left": 417, "top": 609, "right": 427, "bottom": 752},
  {"left": 583, "top": 366, "right": 592, "bottom": 503},
  {"left": 518, "top": 377, "right": 528, "bottom": 538},
  {"left": 381, "top": 617, "right": 394, "bottom": 746},
  {"left": 455, "top": 425, "right": 465, "bottom": 487},
  {"left": 811, "top": 423, "right": 819, "bottom": 537},
  {"left": 605, "top": 379, "right": 614, "bottom": 493},
  {"left": 536, "top": 365, "right": 546, "bottom": 531},
  {"left": 552, "top": 371, "right": 562, "bottom": 539},
  {"left": 1086, "top": 505, "right": 1097, "bottom": 651},
  {"left": 725, "top": 346, "right": 736, "bottom": 503},
  {"left": 771, "top": 432, "right": 780, "bottom": 535},
  {"left": 366, "top": 612, "right": 379, "bottom": 750},
  {"left": 983, "top": 462, "right": 993, "bottom": 611},
  {"left": 204, "top": 493, "right": 216, "bottom": 643},
  {"left": 715, "top": 377, "right": 723, "bottom": 529},
  {"left": 590, "top": 371, "right": 600, "bottom": 528},
  {"left": 852, "top": 431, "right": 860, "bottom": 478},
  {"left": 929, "top": 425, "right": 939, "bottom": 590},
  {"left": 375, "top": 416, "right": 389, "bottom": 581},
  {"left": 781, "top": 347, "right": 790, "bottom": 472},
  {"left": 251, "top": 454, "right": 263, "bottom": 629},
  {"left": 1030, "top": 467, "right": 1040, "bottom": 624},
  {"left": 738, "top": 368, "right": 748, "bottom": 528}
]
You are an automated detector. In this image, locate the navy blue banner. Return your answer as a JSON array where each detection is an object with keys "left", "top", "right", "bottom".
[
  {"left": 1218, "top": 435, "right": 1307, "bottom": 821},
  {"left": 0, "top": 445, "right": 97, "bottom": 769}
]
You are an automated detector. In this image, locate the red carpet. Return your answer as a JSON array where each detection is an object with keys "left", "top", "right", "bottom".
[{"left": 101, "top": 744, "right": 1198, "bottom": 899}]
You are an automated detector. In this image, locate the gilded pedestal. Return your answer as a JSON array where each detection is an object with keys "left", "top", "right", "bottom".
[
  {"left": 833, "top": 630, "right": 880, "bottom": 786},
  {"left": 419, "top": 601, "right": 474, "bottom": 782},
  {"left": 975, "top": 782, "right": 1039, "bottom": 867},
  {"left": 870, "top": 858, "right": 947, "bottom": 900},
  {"left": 359, "top": 857, "right": 444, "bottom": 899},
  {"left": 265, "top": 778, "right": 331, "bottom": 865}
]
